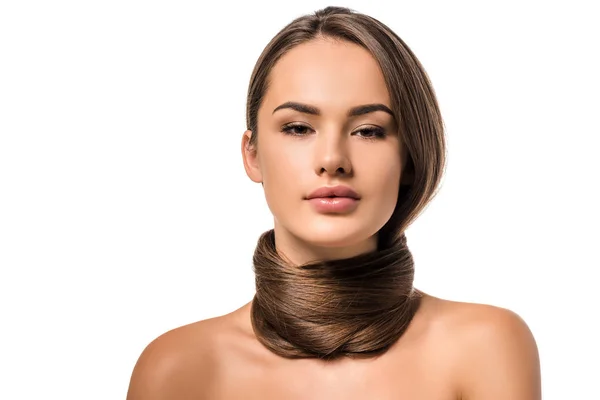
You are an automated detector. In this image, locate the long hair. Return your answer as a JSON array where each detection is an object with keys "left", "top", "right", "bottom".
[{"left": 246, "top": 6, "right": 446, "bottom": 360}]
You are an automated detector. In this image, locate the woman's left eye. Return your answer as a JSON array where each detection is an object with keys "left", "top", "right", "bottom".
[{"left": 353, "top": 127, "right": 386, "bottom": 139}]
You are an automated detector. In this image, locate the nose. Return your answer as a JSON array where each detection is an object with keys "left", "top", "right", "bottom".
[{"left": 314, "top": 130, "right": 353, "bottom": 177}]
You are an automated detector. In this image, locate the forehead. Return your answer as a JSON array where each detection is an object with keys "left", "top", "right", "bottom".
[{"left": 264, "top": 38, "right": 391, "bottom": 113}]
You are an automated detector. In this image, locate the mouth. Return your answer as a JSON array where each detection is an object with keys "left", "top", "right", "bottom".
[
  {"left": 305, "top": 196, "right": 359, "bottom": 214},
  {"left": 306, "top": 185, "right": 361, "bottom": 200}
]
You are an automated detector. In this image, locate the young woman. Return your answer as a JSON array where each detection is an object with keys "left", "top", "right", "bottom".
[{"left": 127, "top": 6, "right": 541, "bottom": 399}]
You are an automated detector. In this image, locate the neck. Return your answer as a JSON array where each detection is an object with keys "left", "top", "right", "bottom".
[{"left": 249, "top": 226, "right": 419, "bottom": 360}]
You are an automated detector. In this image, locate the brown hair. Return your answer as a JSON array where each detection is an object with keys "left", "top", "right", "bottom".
[{"left": 246, "top": 6, "right": 446, "bottom": 360}]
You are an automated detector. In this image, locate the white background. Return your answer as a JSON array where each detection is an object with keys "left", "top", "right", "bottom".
[{"left": 1, "top": 1, "right": 598, "bottom": 399}]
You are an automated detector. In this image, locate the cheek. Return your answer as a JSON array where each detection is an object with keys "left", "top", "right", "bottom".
[
  {"left": 364, "top": 153, "right": 402, "bottom": 202},
  {"left": 259, "top": 143, "right": 308, "bottom": 203}
]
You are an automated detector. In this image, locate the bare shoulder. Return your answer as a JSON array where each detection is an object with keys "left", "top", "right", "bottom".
[
  {"left": 424, "top": 296, "right": 542, "bottom": 400},
  {"left": 125, "top": 313, "right": 234, "bottom": 400}
]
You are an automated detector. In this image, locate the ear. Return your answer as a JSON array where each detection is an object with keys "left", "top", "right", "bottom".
[{"left": 241, "top": 130, "right": 263, "bottom": 183}]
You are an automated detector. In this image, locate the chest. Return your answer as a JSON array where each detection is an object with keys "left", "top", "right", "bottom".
[{"left": 209, "top": 359, "right": 457, "bottom": 400}]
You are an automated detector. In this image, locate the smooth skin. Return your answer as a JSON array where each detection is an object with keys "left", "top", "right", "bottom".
[{"left": 126, "top": 37, "right": 541, "bottom": 399}]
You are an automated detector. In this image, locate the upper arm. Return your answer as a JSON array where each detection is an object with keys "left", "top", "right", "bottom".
[
  {"left": 458, "top": 307, "right": 541, "bottom": 400},
  {"left": 126, "top": 329, "right": 214, "bottom": 400}
]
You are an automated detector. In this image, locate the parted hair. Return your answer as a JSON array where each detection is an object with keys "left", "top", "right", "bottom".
[{"left": 245, "top": 6, "right": 446, "bottom": 360}]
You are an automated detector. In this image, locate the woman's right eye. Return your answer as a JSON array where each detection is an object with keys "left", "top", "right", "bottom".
[{"left": 281, "top": 124, "right": 312, "bottom": 136}]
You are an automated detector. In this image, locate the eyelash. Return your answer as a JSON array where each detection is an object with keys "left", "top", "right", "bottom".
[{"left": 281, "top": 123, "right": 387, "bottom": 140}]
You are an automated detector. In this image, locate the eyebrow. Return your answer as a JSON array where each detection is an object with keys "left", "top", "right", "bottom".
[{"left": 272, "top": 101, "right": 394, "bottom": 118}]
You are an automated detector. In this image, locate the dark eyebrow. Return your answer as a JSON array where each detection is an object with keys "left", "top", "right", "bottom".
[{"left": 272, "top": 101, "right": 394, "bottom": 118}]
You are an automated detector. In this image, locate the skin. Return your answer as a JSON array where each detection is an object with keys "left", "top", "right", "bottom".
[{"left": 126, "top": 38, "right": 542, "bottom": 399}]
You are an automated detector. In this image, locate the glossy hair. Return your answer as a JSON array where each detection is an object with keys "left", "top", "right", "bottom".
[{"left": 246, "top": 6, "right": 446, "bottom": 360}]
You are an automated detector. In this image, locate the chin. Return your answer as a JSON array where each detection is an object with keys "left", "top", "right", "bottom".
[{"left": 297, "top": 218, "right": 378, "bottom": 249}]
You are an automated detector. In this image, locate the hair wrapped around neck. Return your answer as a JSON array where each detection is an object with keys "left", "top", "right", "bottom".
[{"left": 250, "top": 228, "right": 423, "bottom": 360}]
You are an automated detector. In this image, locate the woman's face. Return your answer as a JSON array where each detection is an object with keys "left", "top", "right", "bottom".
[{"left": 242, "top": 38, "right": 409, "bottom": 262}]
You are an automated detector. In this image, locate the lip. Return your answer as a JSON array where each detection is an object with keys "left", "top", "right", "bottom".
[
  {"left": 307, "top": 197, "right": 359, "bottom": 213},
  {"left": 305, "top": 185, "right": 360, "bottom": 214},
  {"left": 306, "top": 185, "right": 361, "bottom": 200}
]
